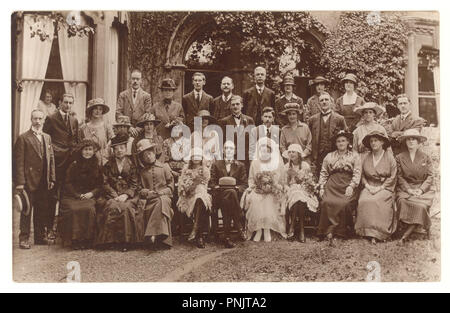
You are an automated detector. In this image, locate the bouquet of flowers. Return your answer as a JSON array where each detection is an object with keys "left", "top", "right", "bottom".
[
  {"left": 287, "top": 168, "right": 319, "bottom": 196},
  {"left": 254, "top": 171, "right": 284, "bottom": 199},
  {"left": 178, "top": 168, "right": 205, "bottom": 198}
]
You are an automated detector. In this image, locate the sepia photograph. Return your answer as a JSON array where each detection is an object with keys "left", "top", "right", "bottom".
[{"left": 9, "top": 7, "right": 442, "bottom": 286}]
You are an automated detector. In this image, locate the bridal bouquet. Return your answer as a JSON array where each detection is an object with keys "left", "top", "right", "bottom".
[
  {"left": 287, "top": 168, "right": 319, "bottom": 196},
  {"left": 178, "top": 167, "right": 206, "bottom": 198},
  {"left": 254, "top": 171, "right": 284, "bottom": 199}
]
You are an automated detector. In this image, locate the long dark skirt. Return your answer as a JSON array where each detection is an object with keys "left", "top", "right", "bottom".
[
  {"left": 136, "top": 196, "right": 173, "bottom": 247},
  {"left": 59, "top": 197, "right": 96, "bottom": 245},
  {"left": 317, "top": 172, "right": 358, "bottom": 238},
  {"left": 94, "top": 198, "right": 140, "bottom": 246}
]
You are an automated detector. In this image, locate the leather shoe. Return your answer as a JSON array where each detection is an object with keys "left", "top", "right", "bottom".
[
  {"left": 187, "top": 229, "right": 196, "bottom": 242},
  {"left": 196, "top": 237, "right": 205, "bottom": 249},
  {"left": 19, "top": 241, "right": 31, "bottom": 249},
  {"left": 224, "top": 238, "right": 235, "bottom": 249}
]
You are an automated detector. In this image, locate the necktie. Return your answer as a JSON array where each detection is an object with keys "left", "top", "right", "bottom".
[
  {"left": 195, "top": 93, "right": 200, "bottom": 106},
  {"left": 64, "top": 114, "right": 69, "bottom": 127},
  {"left": 133, "top": 90, "right": 137, "bottom": 99},
  {"left": 266, "top": 128, "right": 271, "bottom": 138}
]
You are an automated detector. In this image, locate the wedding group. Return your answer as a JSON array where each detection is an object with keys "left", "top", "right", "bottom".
[{"left": 13, "top": 65, "right": 435, "bottom": 252}]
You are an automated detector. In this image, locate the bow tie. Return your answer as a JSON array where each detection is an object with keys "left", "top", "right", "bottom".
[
  {"left": 163, "top": 99, "right": 171, "bottom": 105},
  {"left": 33, "top": 130, "right": 42, "bottom": 136},
  {"left": 321, "top": 111, "right": 332, "bottom": 117},
  {"left": 233, "top": 114, "right": 241, "bottom": 120}
]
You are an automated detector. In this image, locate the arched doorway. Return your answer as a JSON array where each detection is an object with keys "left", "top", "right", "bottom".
[{"left": 165, "top": 12, "right": 327, "bottom": 102}]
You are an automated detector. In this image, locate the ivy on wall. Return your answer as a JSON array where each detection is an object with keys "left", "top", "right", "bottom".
[
  {"left": 186, "top": 12, "right": 329, "bottom": 92},
  {"left": 320, "top": 12, "right": 408, "bottom": 105},
  {"left": 128, "top": 12, "right": 186, "bottom": 99}
]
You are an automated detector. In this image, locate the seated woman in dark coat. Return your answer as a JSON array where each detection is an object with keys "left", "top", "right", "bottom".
[
  {"left": 136, "top": 139, "right": 175, "bottom": 249},
  {"left": 60, "top": 139, "right": 103, "bottom": 250},
  {"left": 396, "top": 129, "right": 435, "bottom": 245},
  {"left": 95, "top": 133, "right": 140, "bottom": 252}
]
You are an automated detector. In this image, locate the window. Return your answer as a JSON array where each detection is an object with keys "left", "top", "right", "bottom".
[{"left": 418, "top": 47, "right": 439, "bottom": 126}]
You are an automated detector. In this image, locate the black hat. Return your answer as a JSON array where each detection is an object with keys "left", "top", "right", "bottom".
[
  {"left": 362, "top": 130, "right": 391, "bottom": 150},
  {"left": 159, "top": 78, "right": 177, "bottom": 90},
  {"left": 110, "top": 133, "right": 130, "bottom": 147},
  {"left": 13, "top": 189, "right": 31, "bottom": 216},
  {"left": 75, "top": 139, "right": 100, "bottom": 153}
]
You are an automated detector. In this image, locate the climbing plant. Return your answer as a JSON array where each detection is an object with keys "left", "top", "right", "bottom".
[
  {"left": 128, "top": 12, "right": 186, "bottom": 100},
  {"left": 320, "top": 12, "right": 408, "bottom": 105},
  {"left": 185, "top": 12, "right": 329, "bottom": 92}
]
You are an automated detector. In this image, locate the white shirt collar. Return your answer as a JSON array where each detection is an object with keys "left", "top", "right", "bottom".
[
  {"left": 194, "top": 90, "right": 203, "bottom": 98},
  {"left": 59, "top": 110, "right": 67, "bottom": 117},
  {"left": 256, "top": 85, "right": 265, "bottom": 93}
]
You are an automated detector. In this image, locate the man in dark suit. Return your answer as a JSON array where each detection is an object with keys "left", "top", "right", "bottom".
[
  {"left": 211, "top": 76, "right": 234, "bottom": 121},
  {"left": 14, "top": 109, "right": 56, "bottom": 249},
  {"left": 308, "top": 92, "right": 348, "bottom": 175},
  {"left": 182, "top": 72, "right": 214, "bottom": 131},
  {"left": 389, "top": 94, "right": 426, "bottom": 155},
  {"left": 243, "top": 66, "right": 276, "bottom": 126},
  {"left": 43, "top": 93, "right": 80, "bottom": 239},
  {"left": 249, "top": 107, "right": 280, "bottom": 162},
  {"left": 219, "top": 95, "right": 255, "bottom": 169},
  {"left": 116, "top": 69, "right": 152, "bottom": 137},
  {"left": 210, "top": 141, "right": 247, "bottom": 248}
]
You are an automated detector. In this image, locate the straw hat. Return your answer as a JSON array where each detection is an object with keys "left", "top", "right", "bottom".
[
  {"left": 282, "top": 144, "right": 305, "bottom": 159},
  {"left": 281, "top": 103, "right": 303, "bottom": 116},
  {"left": 341, "top": 73, "right": 358, "bottom": 85},
  {"left": 354, "top": 102, "right": 385, "bottom": 116},
  {"left": 397, "top": 129, "right": 427, "bottom": 143},
  {"left": 136, "top": 113, "right": 161, "bottom": 128},
  {"left": 136, "top": 139, "right": 157, "bottom": 154},
  {"left": 86, "top": 98, "right": 110, "bottom": 115}
]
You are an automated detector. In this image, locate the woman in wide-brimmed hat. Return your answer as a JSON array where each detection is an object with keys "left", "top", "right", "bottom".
[
  {"left": 59, "top": 139, "right": 103, "bottom": 250},
  {"left": 355, "top": 130, "right": 397, "bottom": 245},
  {"left": 283, "top": 144, "right": 318, "bottom": 243},
  {"left": 132, "top": 113, "right": 164, "bottom": 165},
  {"left": 280, "top": 102, "right": 312, "bottom": 163},
  {"left": 79, "top": 98, "right": 115, "bottom": 165},
  {"left": 95, "top": 133, "right": 141, "bottom": 252},
  {"left": 241, "top": 137, "right": 287, "bottom": 242},
  {"left": 352, "top": 102, "right": 389, "bottom": 161},
  {"left": 177, "top": 146, "right": 212, "bottom": 248},
  {"left": 317, "top": 130, "right": 361, "bottom": 246},
  {"left": 395, "top": 129, "right": 435, "bottom": 245},
  {"left": 305, "top": 76, "right": 336, "bottom": 120},
  {"left": 335, "top": 73, "right": 366, "bottom": 131}
]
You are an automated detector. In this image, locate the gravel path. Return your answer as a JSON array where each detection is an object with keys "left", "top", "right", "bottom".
[{"left": 12, "top": 210, "right": 440, "bottom": 283}]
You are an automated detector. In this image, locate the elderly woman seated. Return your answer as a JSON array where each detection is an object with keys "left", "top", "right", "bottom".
[{"left": 396, "top": 129, "right": 435, "bottom": 245}]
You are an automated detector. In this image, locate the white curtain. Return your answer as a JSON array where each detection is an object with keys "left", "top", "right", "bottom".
[
  {"left": 105, "top": 27, "right": 119, "bottom": 123},
  {"left": 433, "top": 66, "right": 440, "bottom": 125},
  {"left": 58, "top": 17, "right": 89, "bottom": 123},
  {"left": 19, "top": 15, "right": 54, "bottom": 133}
]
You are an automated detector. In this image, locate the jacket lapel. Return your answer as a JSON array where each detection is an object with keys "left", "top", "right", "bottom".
[{"left": 26, "top": 130, "right": 42, "bottom": 159}]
